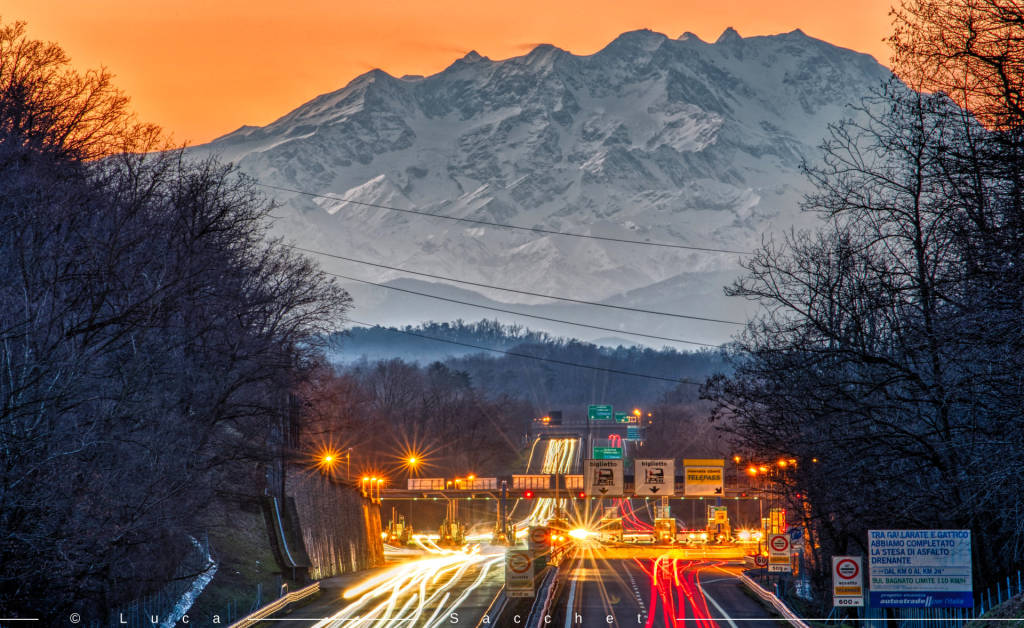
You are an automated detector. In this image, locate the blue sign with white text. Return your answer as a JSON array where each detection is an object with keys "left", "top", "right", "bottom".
[
  {"left": 869, "top": 592, "right": 974, "bottom": 608},
  {"left": 868, "top": 530, "right": 973, "bottom": 609}
]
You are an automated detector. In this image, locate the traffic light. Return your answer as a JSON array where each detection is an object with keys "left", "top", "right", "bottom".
[
  {"left": 524, "top": 490, "right": 534, "bottom": 499},
  {"left": 577, "top": 491, "right": 586, "bottom": 499}
]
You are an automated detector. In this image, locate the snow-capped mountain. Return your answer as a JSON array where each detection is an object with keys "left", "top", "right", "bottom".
[{"left": 191, "top": 27, "right": 892, "bottom": 348}]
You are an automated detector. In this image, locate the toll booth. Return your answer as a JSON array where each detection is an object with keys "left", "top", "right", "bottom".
[
  {"left": 653, "top": 500, "right": 676, "bottom": 543},
  {"left": 385, "top": 508, "right": 412, "bottom": 546},
  {"left": 599, "top": 506, "right": 623, "bottom": 543},
  {"left": 438, "top": 500, "right": 466, "bottom": 547},
  {"left": 707, "top": 505, "right": 731, "bottom": 542}
]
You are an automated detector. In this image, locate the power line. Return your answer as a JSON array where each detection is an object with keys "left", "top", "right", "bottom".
[
  {"left": 344, "top": 320, "right": 705, "bottom": 386},
  {"left": 325, "top": 270, "right": 722, "bottom": 347},
  {"left": 258, "top": 182, "right": 752, "bottom": 255},
  {"left": 288, "top": 244, "right": 745, "bottom": 326}
]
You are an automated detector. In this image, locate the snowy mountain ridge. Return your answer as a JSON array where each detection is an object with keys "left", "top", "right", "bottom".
[{"left": 190, "top": 27, "right": 893, "bottom": 347}]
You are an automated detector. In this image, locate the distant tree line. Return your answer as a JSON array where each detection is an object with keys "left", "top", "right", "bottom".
[
  {"left": 706, "top": 0, "right": 1024, "bottom": 603},
  {"left": 337, "top": 318, "right": 727, "bottom": 409},
  {"left": 333, "top": 319, "right": 559, "bottom": 364},
  {"left": 0, "top": 21, "right": 349, "bottom": 621}
]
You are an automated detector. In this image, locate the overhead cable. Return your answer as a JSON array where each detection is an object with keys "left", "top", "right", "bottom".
[
  {"left": 288, "top": 244, "right": 745, "bottom": 326},
  {"left": 326, "top": 270, "right": 722, "bottom": 347},
  {"left": 258, "top": 182, "right": 753, "bottom": 255}
]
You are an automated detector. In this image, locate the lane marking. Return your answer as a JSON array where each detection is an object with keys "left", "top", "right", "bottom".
[
  {"left": 564, "top": 570, "right": 580, "bottom": 628},
  {"left": 699, "top": 566, "right": 739, "bottom": 628}
]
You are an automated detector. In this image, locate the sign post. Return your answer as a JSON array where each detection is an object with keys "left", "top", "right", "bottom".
[
  {"left": 868, "top": 530, "right": 973, "bottom": 608},
  {"left": 683, "top": 459, "right": 724, "bottom": 496},
  {"left": 583, "top": 459, "right": 623, "bottom": 497},
  {"left": 506, "top": 549, "right": 535, "bottom": 598},
  {"left": 832, "top": 556, "right": 864, "bottom": 607},
  {"left": 768, "top": 533, "right": 792, "bottom": 573},
  {"left": 635, "top": 459, "right": 675, "bottom": 496}
]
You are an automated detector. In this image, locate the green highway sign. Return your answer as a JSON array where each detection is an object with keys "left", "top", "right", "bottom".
[
  {"left": 593, "top": 447, "right": 623, "bottom": 459},
  {"left": 588, "top": 404, "right": 613, "bottom": 421},
  {"left": 614, "top": 412, "right": 629, "bottom": 423}
]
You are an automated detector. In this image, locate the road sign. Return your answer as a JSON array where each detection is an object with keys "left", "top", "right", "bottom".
[
  {"left": 505, "top": 549, "right": 534, "bottom": 598},
  {"left": 768, "top": 533, "right": 792, "bottom": 573},
  {"left": 832, "top": 556, "right": 864, "bottom": 607},
  {"left": 583, "top": 459, "right": 623, "bottom": 496},
  {"left": 683, "top": 459, "right": 724, "bottom": 496},
  {"left": 614, "top": 412, "right": 629, "bottom": 423},
  {"left": 754, "top": 554, "right": 768, "bottom": 567},
  {"left": 592, "top": 447, "right": 623, "bottom": 460},
  {"left": 528, "top": 526, "right": 549, "bottom": 554},
  {"left": 635, "top": 459, "right": 675, "bottom": 496},
  {"left": 588, "top": 404, "right": 613, "bottom": 421},
  {"left": 868, "top": 530, "right": 973, "bottom": 608},
  {"left": 626, "top": 426, "right": 641, "bottom": 440}
]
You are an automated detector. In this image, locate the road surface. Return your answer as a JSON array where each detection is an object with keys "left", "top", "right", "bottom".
[{"left": 549, "top": 550, "right": 788, "bottom": 628}]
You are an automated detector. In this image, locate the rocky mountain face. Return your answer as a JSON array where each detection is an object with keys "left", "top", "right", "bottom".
[{"left": 191, "top": 27, "right": 892, "bottom": 349}]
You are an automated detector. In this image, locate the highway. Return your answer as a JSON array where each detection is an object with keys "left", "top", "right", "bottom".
[
  {"left": 280, "top": 544, "right": 504, "bottom": 628},
  {"left": 261, "top": 437, "right": 786, "bottom": 628},
  {"left": 549, "top": 551, "right": 787, "bottom": 628}
]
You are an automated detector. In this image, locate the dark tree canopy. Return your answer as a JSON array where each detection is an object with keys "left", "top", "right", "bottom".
[
  {"left": 707, "top": 1, "right": 1024, "bottom": 605},
  {"left": 0, "top": 20, "right": 350, "bottom": 621}
]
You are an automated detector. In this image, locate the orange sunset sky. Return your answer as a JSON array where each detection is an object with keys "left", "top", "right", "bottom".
[{"left": 2, "top": 0, "right": 895, "bottom": 145}]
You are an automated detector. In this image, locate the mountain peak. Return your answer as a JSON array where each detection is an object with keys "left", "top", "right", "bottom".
[
  {"left": 715, "top": 27, "right": 742, "bottom": 44},
  {"left": 677, "top": 31, "right": 705, "bottom": 43},
  {"left": 462, "top": 50, "right": 486, "bottom": 62}
]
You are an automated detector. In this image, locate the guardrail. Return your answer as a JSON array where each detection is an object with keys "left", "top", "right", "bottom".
[
  {"left": 526, "top": 567, "right": 560, "bottom": 627},
  {"left": 226, "top": 582, "right": 320, "bottom": 628},
  {"left": 736, "top": 572, "right": 811, "bottom": 628},
  {"left": 476, "top": 587, "right": 508, "bottom": 627}
]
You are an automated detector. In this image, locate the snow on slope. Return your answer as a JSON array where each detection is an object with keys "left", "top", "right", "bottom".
[{"left": 190, "top": 27, "right": 893, "bottom": 348}]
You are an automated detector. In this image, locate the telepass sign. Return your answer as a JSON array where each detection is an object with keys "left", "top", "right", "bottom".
[
  {"left": 682, "top": 459, "right": 724, "bottom": 496},
  {"left": 832, "top": 556, "right": 864, "bottom": 607}
]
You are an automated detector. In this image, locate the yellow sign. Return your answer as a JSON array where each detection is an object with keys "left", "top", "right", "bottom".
[
  {"left": 683, "top": 459, "right": 725, "bottom": 467},
  {"left": 683, "top": 459, "right": 724, "bottom": 496}
]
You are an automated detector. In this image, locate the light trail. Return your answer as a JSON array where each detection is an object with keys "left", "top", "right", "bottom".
[
  {"left": 311, "top": 546, "right": 503, "bottom": 628},
  {"left": 634, "top": 556, "right": 727, "bottom": 628},
  {"left": 521, "top": 437, "right": 579, "bottom": 526}
]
